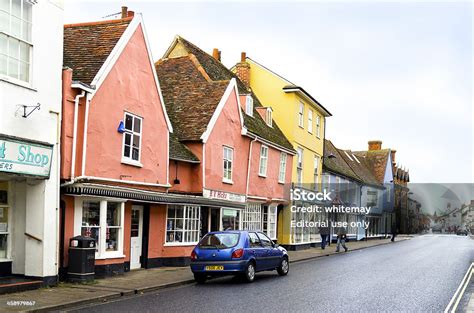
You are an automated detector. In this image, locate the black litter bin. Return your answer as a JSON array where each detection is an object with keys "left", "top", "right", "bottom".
[{"left": 67, "top": 235, "right": 96, "bottom": 283}]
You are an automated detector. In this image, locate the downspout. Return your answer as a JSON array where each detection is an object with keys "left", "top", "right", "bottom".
[
  {"left": 81, "top": 93, "right": 92, "bottom": 176},
  {"left": 71, "top": 90, "right": 85, "bottom": 179}
]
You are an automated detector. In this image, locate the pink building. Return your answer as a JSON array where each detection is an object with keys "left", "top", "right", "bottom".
[
  {"left": 60, "top": 9, "right": 294, "bottom": 277},
  {"left": 157, "top": 36, "right": 295, "bottom": 247}
]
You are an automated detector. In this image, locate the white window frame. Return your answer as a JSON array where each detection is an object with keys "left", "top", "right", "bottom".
[
  {"left": 367, "top": 190, "right": 378, "bottom": 207},
  {"left": 0, "top": 0, "right": 33, "bottom": 85},
  {"left": 316, "top": 116, "right": 321, "bottom": 138},
  {"left": 264, "top": 205, "right": 278, "bottom": 240},
  {"left": 242, "top": 203, "right": 262, "bottom": 231},
  {"left": 278, "top": 152, "right": 287, "bottom": 183},
  {"left": 258, "top": 145, "right": 268, "bottom": 177},
  {"left": 308, "top": 110, "right": 313, "bottom": 133},
  {"left": 223, "top": 146, "right": 234, "bottom": 183},
  {"left": 74, "top": 197, "right": 125, "bottom": 260},
  {"left": 297, "top": 147, "right": 304, "bottom": 185},
  {"left": 314, "top": 154, "right": 320, "bottom": 190},
  {"left": 265, "top": 108, "right": 272, "bottom": 127},
  {"left": 245, "top": 95, "right": 253, "bottom": 116},
  {"left": 121, "top": 112, "right": 143, "bottom": 167},
  {"left": 165, "top": 205, "right": 201, "bottom": 246},
  {"left": 298, "top": 101, "right": 304, "bottom": 128}
]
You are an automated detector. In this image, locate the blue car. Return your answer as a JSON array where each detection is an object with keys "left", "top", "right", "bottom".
[{"left": 190, "top": 230, "right": 289, "bottom": 283}]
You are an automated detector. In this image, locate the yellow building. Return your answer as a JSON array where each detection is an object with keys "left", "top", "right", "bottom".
[{"left": 233, "top": 54, "right": 332, "bottom": 248}]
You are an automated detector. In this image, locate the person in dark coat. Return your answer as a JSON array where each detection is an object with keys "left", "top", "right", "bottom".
[
  {"left": 391, "top": 223, "right": 398, "bottom": 242},
  {"left": 319, "top": 224, "right": 330, "bottom": 249},
  {"left": 336, "top": 227, "right": 348, "bottom": 252}
]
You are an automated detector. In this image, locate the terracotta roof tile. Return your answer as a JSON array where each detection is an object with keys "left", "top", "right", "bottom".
[
  {"left": 156, "top": 56, "right": 228, "bottom": 141},
  {"left": 63, "top": 18, "right": 132, "bottom": 84},
  {"left": 353, "top": 149, "right": 390, "bottom": 184},
  {"left": 171, "top": 37, "right": 293, "bottom": 151},
  {"left": 169, "top": 132, "right": 200, "bottom": 162}
]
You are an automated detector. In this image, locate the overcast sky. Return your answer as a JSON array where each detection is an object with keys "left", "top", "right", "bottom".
[{"left": 64, "top": 1, "right": 473, "bottom": 183}]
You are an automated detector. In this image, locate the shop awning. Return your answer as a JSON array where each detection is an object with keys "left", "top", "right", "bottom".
[{"left": 62, "top": 183, "right": 246, "bottom": 209}]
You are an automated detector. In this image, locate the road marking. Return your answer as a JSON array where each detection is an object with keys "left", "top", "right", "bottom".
[{"left": 445, "top": 262, "right": 474, "bottom": 313}]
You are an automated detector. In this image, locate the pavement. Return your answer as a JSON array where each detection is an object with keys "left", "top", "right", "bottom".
[
  {"left": 0, "top": 236, "right": 414, "bottom": 312},
  {"left": 69, "top": 234, "right": 473, "bottom": 313}
]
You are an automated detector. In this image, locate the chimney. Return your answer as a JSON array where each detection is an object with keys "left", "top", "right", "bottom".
[
  {"left": 121, "top": 6, "right": 128, "bottom": 19},
  {"left": 127, "top": 10, "right": 135, "bottom": 18},
  {"left": 235, "top": 51, "right": 250, "bottom": 88},
  {"left": 212, "top": 48, "right": 221, "bottom": 61},
  {"left": 368, "top": 140, "right": 382, "bottom": 151},
  {"left": 391, "top": 149, "right": 397, "bottom": 164}
]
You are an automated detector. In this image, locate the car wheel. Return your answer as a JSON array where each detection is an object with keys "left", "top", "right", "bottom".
[
  {"left": 194, "top": 273, "right": 207, "bottom": 284},
  {"left": 277, "top": 257, "right": 289, "bottom": 276},
  {"left": 242, "top": 262, "right": 256, "bottom": 283}
]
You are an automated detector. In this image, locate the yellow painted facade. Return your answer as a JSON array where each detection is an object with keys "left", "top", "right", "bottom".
[{"left": 234, "top": 58, "right": 331, "bottom": 245}]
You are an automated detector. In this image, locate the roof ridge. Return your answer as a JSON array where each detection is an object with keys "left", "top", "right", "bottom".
[{"left": 64, "top": 16, "right": 133, "bottom": 28}]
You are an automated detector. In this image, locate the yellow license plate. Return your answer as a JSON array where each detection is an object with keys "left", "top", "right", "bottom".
[{"left": 205, "top": 265, "right": 224, "bottom": 271}]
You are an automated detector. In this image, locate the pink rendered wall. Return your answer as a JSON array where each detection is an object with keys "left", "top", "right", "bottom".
[
  {"left": 205, "top": 88, "right": 248, "bottom": 195},
  {"left": 84, "top": 25, "right": 169, "bottom": 185},
  {"left": 168, "top": 160, "right": 202, "bottom": 193},
  {"left": 61, "top": 69, "right": 87, "bottom": 180},
  {"left": 247, "top": 141, "right": 293, "bottom": 200}
]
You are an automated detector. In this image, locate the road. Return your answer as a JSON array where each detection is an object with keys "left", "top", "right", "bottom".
[{"left": 69, "top": 235, "right": 473, "bottom": 312}]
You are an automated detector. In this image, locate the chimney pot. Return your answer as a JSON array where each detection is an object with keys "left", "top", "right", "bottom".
[
  {"left": 218, "top": 50, "right": 222, "bottom": 61},
  {"left": 127, "top": 10, "right": 135, "bottom": 17},
  {"left": 368, "top": 140, "right": 382, "bottom": 151},
  {"left": 121, "top": 6, "right": 128, "bottom": 19},
  {"left": 241, "top": 52, "right": 246, "bottom": 62},
  {"left": 212, "top": 48, "right": 219, "bottom": 61}
]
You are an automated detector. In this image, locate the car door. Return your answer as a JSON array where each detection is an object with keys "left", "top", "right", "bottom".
[
  {"left": 257, "top": 232, "right": 279, "bottom": 269},
  {"left": 248, "top": 232, "right": 266, "bottom": 271}
]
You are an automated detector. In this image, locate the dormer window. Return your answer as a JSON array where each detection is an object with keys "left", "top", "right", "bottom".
[
  {"left": 245, "top": 95, "right": 253, "bottom": 116},
  {"left": 265, "top": 108, "right": 272, "bottom": 127}
]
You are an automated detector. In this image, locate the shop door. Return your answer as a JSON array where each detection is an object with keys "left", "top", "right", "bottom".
[
  {"left": 130, "top": 205, "right": 143, "bottom": 270},
  {"left": 210, "top": 208, "right": 220, "bottom": 232}
]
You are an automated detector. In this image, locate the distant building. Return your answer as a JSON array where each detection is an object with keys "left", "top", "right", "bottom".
[{"left": 461, "top": 201, "right": 474, "bottom": 232}]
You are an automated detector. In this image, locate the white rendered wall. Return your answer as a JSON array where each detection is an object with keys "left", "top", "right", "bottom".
[{"left": 0, "top": 0, "right": 64, "bottom": 279}]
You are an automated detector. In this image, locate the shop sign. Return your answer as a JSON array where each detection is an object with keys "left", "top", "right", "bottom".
[
  {"left": 0, "top": 137, "right": 53, "bottom": 178},
  {"left": 203, "top": 188, "right": 246, "bottom": 203}
]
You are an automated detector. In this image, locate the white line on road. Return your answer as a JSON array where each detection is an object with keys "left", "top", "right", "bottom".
[{"left": 445, "top": 262, "right": 474, "bottom": 313}]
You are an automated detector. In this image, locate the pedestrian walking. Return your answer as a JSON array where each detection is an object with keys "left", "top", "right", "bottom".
[
  {"left": 319, "top": 224, "right": 330, "bottom": 249},
  {"left": 336, "top": 227, "right": 348, "bottom": 252},
  {"left": 391, "top": 223, "right": 398, "bottom": 242}
]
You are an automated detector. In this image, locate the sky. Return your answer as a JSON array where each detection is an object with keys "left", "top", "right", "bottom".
[{"left": 64, "top": 1, "right": 473, "bottom": 184}]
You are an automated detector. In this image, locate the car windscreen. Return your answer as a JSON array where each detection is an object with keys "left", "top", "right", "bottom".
[{"left": 199, "top": 233, "right": 240, "bottom": 249}]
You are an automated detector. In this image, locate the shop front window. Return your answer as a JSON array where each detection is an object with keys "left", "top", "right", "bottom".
[
  {"left": 222, "top": 208, "right": 240, "bottom": 231},
  {"left": 262, "top": 205, "right": 277, "bottom": 240},
  {"left": 78, "top": 199, "right": 124, "bottom": 258},
  {"left": 242, "top": 203, "right": 262, "bottom": 231},
  {"left": 166, "top": 205, "right": 200, "bottom": 244},
  {"left": 81, "top": 201, "right": 100, "bottom": 253},
  {"left": 0, "top": 181, "right": 9, "bottom": 259},
  {"left": 106, "top": 202, "right": 121, "bottom": 252}
]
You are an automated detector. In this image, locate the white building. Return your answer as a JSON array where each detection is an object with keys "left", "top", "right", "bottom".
[{"left": 0, "top": 0, "right": 63, "bottom": 286}]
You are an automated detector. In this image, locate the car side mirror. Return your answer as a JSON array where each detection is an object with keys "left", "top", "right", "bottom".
[{"left": 273, "top": 243, "right": 279, "bottom": 248}]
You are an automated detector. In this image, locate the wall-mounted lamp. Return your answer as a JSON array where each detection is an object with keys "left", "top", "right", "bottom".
[{"left": 117, "top": 120, "right": 125, "bottom": 133}]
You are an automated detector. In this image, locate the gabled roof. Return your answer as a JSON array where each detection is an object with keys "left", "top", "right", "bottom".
[
  {"left": 239, "top": 57, "right": 332, "bottom": 117},
  {"left": 352, "top": 149, "right": 390, "bottom": 184},
  {"left": 64, "top": 17, "right": 132, "bottom": 84},
  {"left": 323, "top": 140, "right": 360, "bottom": 182},
  {"left": 156, "top": 56, "right": 229, "bottom": 141},
  {"left": 324, "top": 140, "right": 383, "bottom": 188},
  {"left": 169, "top": 133, "right": 200, "bottom": 163},
  {"left": 160, "top": 36, "right": 294, "bottom": 152}
]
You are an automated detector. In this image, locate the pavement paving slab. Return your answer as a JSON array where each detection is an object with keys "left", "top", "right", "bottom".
[{"left": 0, "top": 236, "right": 411, "bottom": 312}]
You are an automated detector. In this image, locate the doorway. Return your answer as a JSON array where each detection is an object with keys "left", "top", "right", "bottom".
[{"left": 130, "top": 205, "right": 143, "bottom": 270}]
